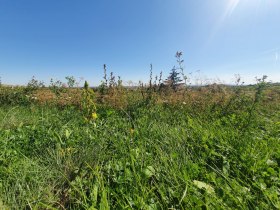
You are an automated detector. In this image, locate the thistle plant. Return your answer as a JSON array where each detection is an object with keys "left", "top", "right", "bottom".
[
  {"left": 103, "top": 64, "right": 108, "bottom": 87},
  {"left": 242, "top": 75, "right": 268, "bottom": 129},
  {"left": 175, "top": 51, "right": 187, "bottom": 87},
  {"left": 149, "top": 64, "right": 153, "bottom": 89},
  {"left": 158, "top": 71, "right": 164, "bottom": 93},
  {"left": 146, "top": 64, "right": 155, "bottom": 104},
  {"left": 98, "top": 65, "right": 109, "bottom": 104},
  {"left": 65, "top": 76, "right": 76, "bottom": 88},
  {"left": 49, "top": 78, "right": 64, "bottom": 96},
  {"left": 25, "top": 76, "right": 45, "bottom": 93}
]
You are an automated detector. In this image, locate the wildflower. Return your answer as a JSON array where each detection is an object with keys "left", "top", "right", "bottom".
[
  {"left": 59, "top": 148, "right": 65, "bottom": 156},
  {"left": 92, "top": 112, "right": 98, "bottom": 120},
  {"left": 130, "top": 128, "right": 135, "bottom": 135},
  {"left": 66, "top": 147, "right": 75, "bottom": 154}
]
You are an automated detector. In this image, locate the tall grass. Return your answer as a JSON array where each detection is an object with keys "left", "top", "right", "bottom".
[{"left": 0, "top": 80, "right": 279, "bottom": 209}]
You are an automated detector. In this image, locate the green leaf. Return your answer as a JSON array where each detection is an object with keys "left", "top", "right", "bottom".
[
  {"left": 144, "top": 166, "right": 155, "bottom": 178},
  {"left": 65, "top": 129, "right": 71, "bottom": 139},
  {"left": 193, "top": 180, "right": 215, "bottom": 194}
]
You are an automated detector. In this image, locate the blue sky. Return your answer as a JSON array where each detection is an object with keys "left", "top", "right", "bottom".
[{"left": 0, "top": 0, "right": 279, "bottom": 85}]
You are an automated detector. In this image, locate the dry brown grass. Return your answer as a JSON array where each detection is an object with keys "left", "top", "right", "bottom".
[
  {"left": 13, "top": 84, "right": 279, "bottom": 112},
  {"left": 33, "top": 88, "right": 82, "bottom": 107}
]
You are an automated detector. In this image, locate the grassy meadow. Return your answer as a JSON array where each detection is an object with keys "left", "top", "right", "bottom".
[{"left": 0, "top": 75, "right": 280, "bottom": 209}]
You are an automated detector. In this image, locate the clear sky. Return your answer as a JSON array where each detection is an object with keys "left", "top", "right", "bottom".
[{"left": 0, "top": 0, "right": 279, "bottom": 85}]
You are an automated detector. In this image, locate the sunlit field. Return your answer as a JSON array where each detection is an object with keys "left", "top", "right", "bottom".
[
  {"left": 1, "top": 0, "right": 280, "bottom": 208},
  {"left": 0, "top": 72, "right": 279, "bottom": 209}
]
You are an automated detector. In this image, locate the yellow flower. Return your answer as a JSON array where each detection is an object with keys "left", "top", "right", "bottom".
[
  {"left": 92, "top": 112, "right": 98, "bottom": 120},
  {"left": 59, "top": 148, "right": 65, "bottom": 156},
  {"left": 130, "top": 128, "right": 135, "bottom": 135},
  {"left": 66, "top": 147, "right": 75, "bottom": 153}
]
